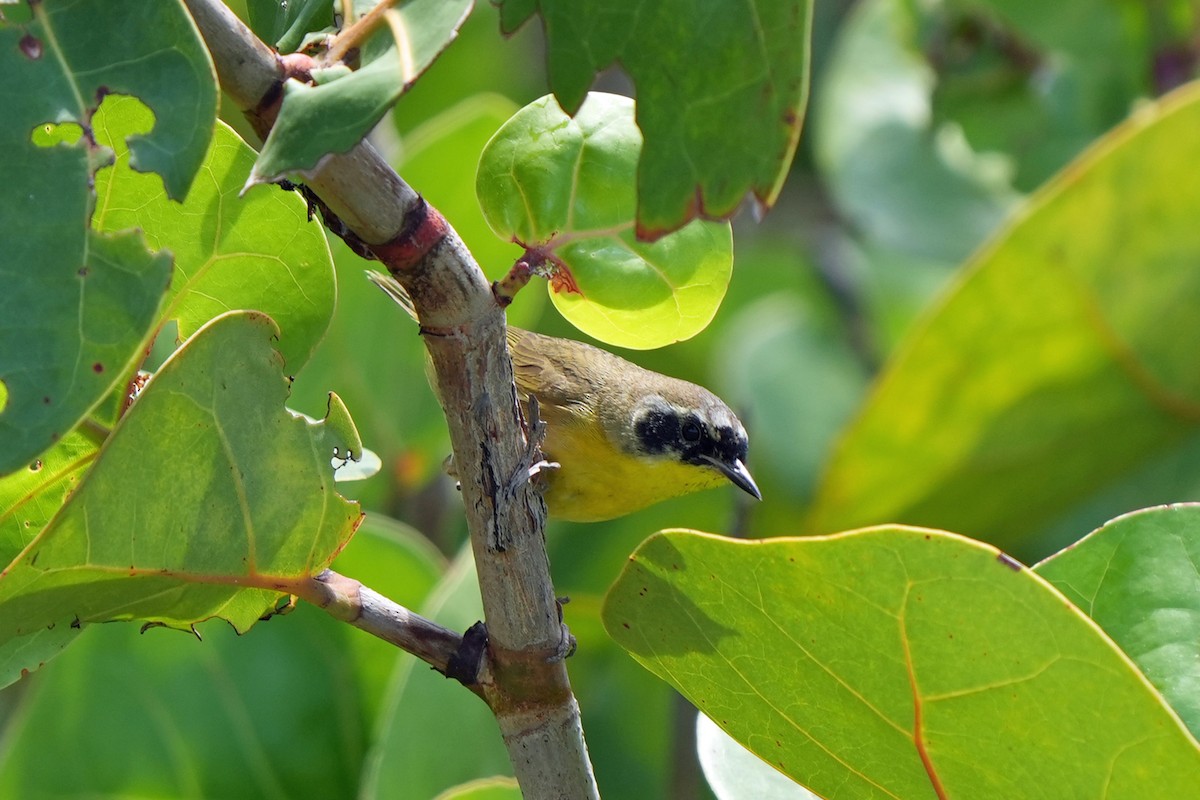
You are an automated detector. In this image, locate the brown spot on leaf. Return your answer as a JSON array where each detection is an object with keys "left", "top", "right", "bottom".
[
  {"left": 996, "top": 553, "right": 1022, "bottom": 572},
  {"left": 92, "top": 362, "right": 104, "bottom": 373},
  {"left": 19, "top": 34, "right": 42, "bottom": 60}
]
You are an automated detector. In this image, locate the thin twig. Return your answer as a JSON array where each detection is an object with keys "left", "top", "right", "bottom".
[{"left": 299, "top": 570, "right": 487, "bottom": 699}]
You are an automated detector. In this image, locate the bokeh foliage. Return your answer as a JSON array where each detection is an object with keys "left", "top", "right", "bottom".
[{"left": 2, "top": 0, "right": 1200, "bottom": 798}]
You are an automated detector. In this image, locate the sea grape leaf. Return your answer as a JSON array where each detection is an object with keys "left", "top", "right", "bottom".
[
  {"left": 249, "top": 0, "right": 473, "bottom": 186},
  {"left": 477, "top": 93, "right": 732, "bottom": 349},
  {"left": 0, "top": 605, "right": 364, "bottom": 799},
  {"left": 245, "top": 0, "right": 334, "bottom": 52},
  {"left": 495, "top": 0, "right": 812, "bottom": 238},
  {"left": 1035, "top": 503, "right": 1200, "bottom": 739},
  {"left": 0, "top": 0, "right": 214, "bottom": 475},
  {"left": 806, "top": 82, "right": 1200, "bottom": 556},
  {"left": 93, "top": 96, "right": 335, "bottom": 373},
  {"left": 603, "top": 528, "right": 1200, "bottom": 799},
  {"left": 0, "top": 311, "right": 361, "bottom": 686}
]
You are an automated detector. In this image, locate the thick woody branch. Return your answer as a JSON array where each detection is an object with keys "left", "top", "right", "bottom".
[{"left": 183, "top": 2, "right": 597, "bottom": 797}]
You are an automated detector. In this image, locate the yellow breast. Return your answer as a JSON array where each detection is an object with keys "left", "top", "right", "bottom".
[{"left": 538, "top": 411, "right": 726, "bottom": 522}]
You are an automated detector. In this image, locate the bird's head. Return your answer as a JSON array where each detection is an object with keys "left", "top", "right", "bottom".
[{"left": 623, "top": 390, "right": 761, "bottom": 501}]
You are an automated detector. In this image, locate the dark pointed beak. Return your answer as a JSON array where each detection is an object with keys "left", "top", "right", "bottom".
[{"left": 702, "top": 456, "right": 762, "bottom": 501}]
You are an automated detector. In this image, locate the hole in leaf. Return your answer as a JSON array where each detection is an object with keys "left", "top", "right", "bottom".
[{"left": 30, "top": 121, "right": 84, "bottom": 148}]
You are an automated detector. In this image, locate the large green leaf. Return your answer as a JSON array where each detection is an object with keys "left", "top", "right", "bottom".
[
  {"left": 603, "top": 529, "right": 1200, "bottom": 799},
  {"left": 0, "top": 606, "right": 364, "bottom": 799},
  {"left": 93, "top": 95, "right": 335, "bottom": 372},
  {"left": 806, "top": 82, "right": 1200, "bottom": 556},
  {"left": 477, "top": 93, "right": 733, "bottom": 349},
  {"left": 0, "top": 0, "right": 215, "bottom": 475},
  {"left": 496, "top": 0, "right": 811, "bottom": 237},
  {"left": 249, "top": 0, "right": 473, "bottom": 186},
  {"left": 0, "top": 311, "right": 361, "bottom": 686},
  {"left": 1035, "top": 504, "right": 1200, "bottom": 739}
]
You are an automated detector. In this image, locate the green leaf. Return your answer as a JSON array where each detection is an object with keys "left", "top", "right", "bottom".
[
  {"left": 0, "top": 225, "right": 169, "bottom": 476},
  {"left": 1035, "top": 504, "right": 1200, "bottom": 739},
  {"left": 363, "top": 546, "right": 512, "bottom": 799},
  {"left": 806, "top": 82, "right": 1200, "bottom": 556},
  {"left": 603, "top": 529, "right": 1200, "bottom": 799},
  {"left": 433, "top": 778, "right": 521, "bottom": 800},
  {"left": 0, "top": 0, "right": 215, "bottom": 201},
  {"left": 0, "top": 605, "right": 369, "bottom": 799},
  {"left": 495, "top": 0, "right": 811, "bottom": 237},
  {"left": 814, "top": 0, "right": 1019, "bottom": 264},
  {"left": 249, "top": 0, "right": 473, "bottom": 186},
  {"left": 0, "top": 311, "right": 361, "bottom": 685},
  {"left": 477, "top": 93, "right": 733, "bottom": 349},
  {"left": 93, "top": 96, "right": 336, "bottom": 373},
  {"left": 0, "top": 1, "right": 215, "bottom": 474},
  {"left": 246, "top": 0, "right": 334, "bottom": 52}
]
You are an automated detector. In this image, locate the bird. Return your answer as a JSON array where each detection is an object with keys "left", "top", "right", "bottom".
[{"left": 368, "top": 271, "right": 761, "bottom": 522}]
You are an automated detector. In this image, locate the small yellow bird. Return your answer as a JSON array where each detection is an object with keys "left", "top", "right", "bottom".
[{"left": 369, "top": 272, "right": 761, "bottom": 522}]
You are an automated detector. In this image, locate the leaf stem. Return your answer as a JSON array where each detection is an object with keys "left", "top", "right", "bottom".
[{"left": 323, "top": 0, "right": 399, "bottom": 66}]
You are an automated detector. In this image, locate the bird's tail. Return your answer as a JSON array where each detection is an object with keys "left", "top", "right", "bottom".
[{"left": 366, "top": 270, "right": 418, "bottom": 322}]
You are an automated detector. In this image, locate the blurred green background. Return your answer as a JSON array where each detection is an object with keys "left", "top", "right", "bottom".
[{"left": 5, "top": 0, "right": 1200, "bottom": 797}]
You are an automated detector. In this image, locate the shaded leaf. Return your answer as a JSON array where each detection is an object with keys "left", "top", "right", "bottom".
[
  {"left": 0, "top": 0, "right": 214, "bottom": 474},
  {"left": 603, "top": 528, "right": 1200, "bottom": 799},
  {"left": 807, "top": 83, "right": 1200, "bottom": 557},
  {"left": 250, "top": 0, "right": 473, "bottom": 186},
  {"left": 0, "top": 606, "right": 367, "bottom": 799},
  {"left": 496, "top": 0, "right": 811, "bottom": 237},
  {"left": 477, "top": 93, "right": 732, "bottom": 349},
  {"left": 1035, "top": 503, "right": 1200, "bottom": 739},
  {"left": 0, "top": 312, "right": 361, "bottom": 685}
]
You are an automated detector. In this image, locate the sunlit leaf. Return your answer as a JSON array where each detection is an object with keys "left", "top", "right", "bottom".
[
  {"left": 93, "top": 96, "right": 335, "bottom": 373},
  {"left": 807, "top": 83, "right": 1200, "bottom": 557},
  {"left": 0, "top": 312, "right": 361, "bottom": 686},
  {"left": 477, "top": 93, "right": 732, "bottom": 349},
  {"left": 1036, "top": 503, "right": 1200, "bottom": 738},
  {"left": 604, "top": 528, "right": 1200, "bottom": 799}
]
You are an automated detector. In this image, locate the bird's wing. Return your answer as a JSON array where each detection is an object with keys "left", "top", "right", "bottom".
[{"left": 506, "top": 327, "right": 598, "bottom": 418}]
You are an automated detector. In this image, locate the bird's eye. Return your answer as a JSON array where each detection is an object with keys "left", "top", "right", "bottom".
[{"left": 681, "top": 419, "right": 702, "bottom": 442}]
